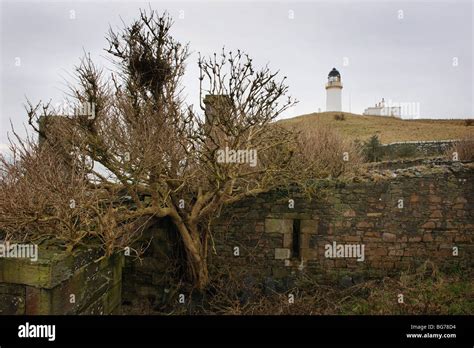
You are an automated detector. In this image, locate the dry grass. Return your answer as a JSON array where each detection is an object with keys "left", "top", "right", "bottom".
[
  {"left": 447, "top": 135, "right": 474, "bottom": 161},
  {"left": 202, "top": 264, "right": 472, "bottom": 315},
  {"left": 279, "top": 112, "right": 473, "bottom": 144},
  {"left": 290, "top": 123, "right": 364, "bottom": 178},
  {"left": 122, "top": 262, "right": 473, "bottom": 315}
]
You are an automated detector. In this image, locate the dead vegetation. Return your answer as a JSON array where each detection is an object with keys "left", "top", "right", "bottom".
[
  {"left": 0, "top": 135, "right": 147, "bottom": 254},
  {"left": 290, "top": 124, "right": 364, "bottom": 178},
  {"left": 0, "top": 9, "right": 362, "bottom": 290},
  {"left": 123, "top": 261, "right": 473, "bottom": 315},
  {"left": 447, "top": 135, "right": 474, "bottom": 161}
]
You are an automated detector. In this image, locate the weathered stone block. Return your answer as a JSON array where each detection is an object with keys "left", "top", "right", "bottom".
[
  {"left": 283, "top": 233, "right": 292, "bottom": 248},
  {"left": 274, "top": 248, "right": 291, "bottom": 260},
  {"left": 82, "top": 281, "right": 122, "bottom": 315},
  {"left": 388, "top": 249, "right": 404, "bottom": 256},
  {"left": 421, "top": 221, "right": 436, "bottom": 229},
  {"left": 356, "top": 221, "right": 373, "bottom": 228},
  {"left": 371, "top": 247, "right": 388, "bottom": 256},
  {"left": 423, "top": 233, "right": 434, "bottom": 242},
  {"left": 429, "top": 195, "right": 442, "bottom": 203},
  {"left": 456, "top": 210, "right": 466, "bottom": 217},
  {"left": 0, "top": 243, "right": 123, "bottom": 315},
  {"left": 409, "top": 194, "right": 420, "bottom": 203},
  {"left": 343, "top": 209, "right": 356, "bottom": 217},
  {"left": 265, "top": 219, "right": 292, "bottom": 234},
  {"left": 382, "top": 232, "right": 397, "bottom": 242},
  {"left": 367, "top": 212, "right": 382, "bottom": 217},
  {"left": 430, "top": 210, "right": 443, "bottom": 218},
  {"left": 344, "top": 236, "right": 361, "bottom": 242},
  {"left": 0, "top": 246, "right": 101, "bottom": 289},
  {"left": 301, "top": 219, "right": 318, "bottom": 234}
]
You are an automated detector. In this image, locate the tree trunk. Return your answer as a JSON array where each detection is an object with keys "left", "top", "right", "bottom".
[
  {"left": 188, "top": 252, "right": 209, "bottom": 290},
  {"left": 170, "top": 214, "right": 209, "bottom": 290}
]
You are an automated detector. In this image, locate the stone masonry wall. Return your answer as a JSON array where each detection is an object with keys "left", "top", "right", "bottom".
[
  {"left": 381, "top": 140, "right": 457, "bottom": 158},
  {"left": 0, "top": 245, "right": 123, "bottom": 315},
  {"left": 209, "top": 162, "right": 473, "bottom": 281},
  {"left": 122, "top": 218, "right": 181, "bottom": 307},
  {"left": 120, "top": 161, "right": 473, "bottom": 303}
]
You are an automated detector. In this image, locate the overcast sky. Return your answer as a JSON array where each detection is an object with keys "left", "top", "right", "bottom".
[{"left": 0, "top": 0, "right": 473, "bottom": 147}]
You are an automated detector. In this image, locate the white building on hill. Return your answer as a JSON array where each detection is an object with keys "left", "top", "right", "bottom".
[{"left": 363, "top": 98, "right": 401, "bottom": 118}]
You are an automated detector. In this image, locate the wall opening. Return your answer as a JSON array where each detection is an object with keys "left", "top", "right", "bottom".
[{"left": 292, "top": 219, "right": 301, "bottom": 259}]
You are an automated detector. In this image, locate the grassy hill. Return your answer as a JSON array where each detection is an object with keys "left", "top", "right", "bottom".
[{"left": 279, "top": 112, "right": 473, "bottom": 144}]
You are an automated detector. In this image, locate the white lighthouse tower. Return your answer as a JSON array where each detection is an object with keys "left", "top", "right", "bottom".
[{"left": 325, "top": 67, "right": 343, "bottom": 112}]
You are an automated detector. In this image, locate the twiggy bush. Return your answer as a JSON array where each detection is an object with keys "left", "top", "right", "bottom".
[
  {"left": 447, "top": 136, "right": 474, "bottom": 161},
  {"left": 0, "top": 135, "right": 144, "bottom": 254},
  {"left": 292, "top": 124, "right": 365, "bottom": 178}
]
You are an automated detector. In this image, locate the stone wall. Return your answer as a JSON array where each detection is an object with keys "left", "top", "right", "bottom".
[
  {"left": 209, "top": 161, "right": 473, "bottom": 282},
  {"left": 0, "top": 245, "right": 123, "bottom": 315},
  {"left": 121, "top": 161, "right": 473, "bottom": 301},
  {"left": 381, "top": 140, "right": 457, "bottom": 159},
  {"left": 122, "top": 218, "right": 182, "bottom": 307}
]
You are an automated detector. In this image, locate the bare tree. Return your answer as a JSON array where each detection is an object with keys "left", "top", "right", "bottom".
[{"left": 1, "top": 10, "right": 314, "bottom": 289}]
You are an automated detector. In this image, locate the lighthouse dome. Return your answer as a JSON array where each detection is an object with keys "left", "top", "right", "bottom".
[{"left": 328, "top": 68, "right": 341, "bottom": 78}]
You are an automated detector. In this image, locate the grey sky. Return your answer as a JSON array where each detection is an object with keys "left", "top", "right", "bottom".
[{"left": 1, "top": 0, "right": 473, "bottom": 147}]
